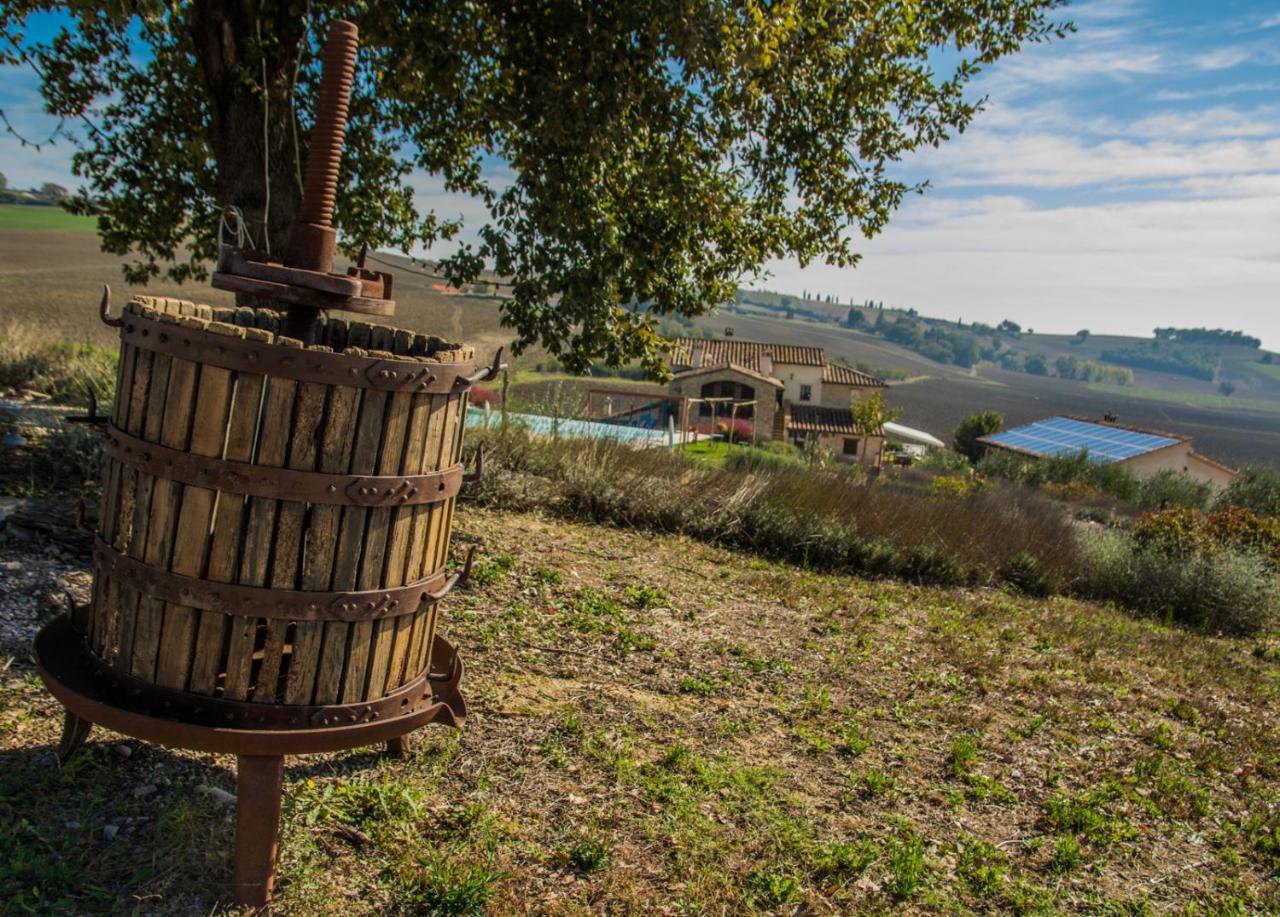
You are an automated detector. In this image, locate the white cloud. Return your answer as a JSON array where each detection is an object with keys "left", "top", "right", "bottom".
[
  {"left": 1261, "top": 13, "right": 1280, "bottom": 29},
  {"left": 1153, "top": 81, "right": 1280, "bottom": 101},
  {"left": 765, "top": 190, "right": 1280, "bottom": 347}
]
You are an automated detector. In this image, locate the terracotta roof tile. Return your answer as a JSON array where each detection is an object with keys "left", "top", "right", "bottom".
[
  {"left": 671, "top": 362, "right": 783, "bottom": 387},
  {"left": 787, "top": 404, "right": 861, "bottom": 435},
  {"left": 822, "top": 363, "right": 885, "bottom": 388},
  {"left": 668, "top": 336, "right": 824, "bottom": 370}
]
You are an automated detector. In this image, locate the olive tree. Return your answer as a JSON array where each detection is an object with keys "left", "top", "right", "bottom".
[{"left": 1, "top": 0, "right": 1070, "bottom": 373}]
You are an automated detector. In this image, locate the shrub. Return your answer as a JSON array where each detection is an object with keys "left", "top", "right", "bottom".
[
  {"left": 1137, "top": 469, "right": 1212, "bottom": 511},
  {"left": 724, "top": 447, "right": 804, "bottom": 474},
  {"left": 1000, "top": 551, "right": 1055, "bottom": 597},
  {"left": 953, "top": 412, "right": 1003, "bottom": 463},
  {"left": 1131, "top": 507, "right": 1216, "bottom": 559},
  {"left": 465, "top": 426, "right": 1080, "bottom": 591},
  {"left": 1076, "top": 529, "right": 1278, "bottom": 635},
  {"left": 980, "top": 449, "right": 1143, "bottom": 505},
  {"left": 1215, "top": 466, "right": 1280, "bottom": 517},
  {"left": 915, "top": 449, "right": 972, "bottom": 474},
  {"left": 1206, "top": 506, "right": 1280, "bottom": 566},
  {"left": 716, "top": 418, "right": 753, "bottom": 443}
]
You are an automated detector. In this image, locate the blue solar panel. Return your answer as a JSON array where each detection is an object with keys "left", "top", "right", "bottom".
[{"left": 982, "top": 417, "right": 1179, "bottom": 464}]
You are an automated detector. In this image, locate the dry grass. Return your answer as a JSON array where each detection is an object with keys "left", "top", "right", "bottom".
[{"left": 2, "top": 507, "right": 1278, "bottom": 913}]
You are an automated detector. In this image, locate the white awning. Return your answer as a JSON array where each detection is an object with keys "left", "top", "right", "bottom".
[{"left": 882, "top": 421, "right": 945, "bottom": 449}]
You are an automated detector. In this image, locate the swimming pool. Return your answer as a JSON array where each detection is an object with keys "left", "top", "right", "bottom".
[{"left": 466, "top": 407, "right": 669, "bottom": 445}]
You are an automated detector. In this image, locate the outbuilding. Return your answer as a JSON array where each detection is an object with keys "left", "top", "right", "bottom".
[{"left": 977, "top": 415, "right": 1236, "bottom": 489}]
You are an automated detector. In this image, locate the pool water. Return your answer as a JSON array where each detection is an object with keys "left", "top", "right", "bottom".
[{"left": 466, "top": 407, "right": 668, "bottom": 445}]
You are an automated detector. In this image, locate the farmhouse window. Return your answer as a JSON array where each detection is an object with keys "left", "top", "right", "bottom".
[
  {"left": 799, "top": 384, "right": 813, "bottom": 401},
  {"left": 843, "top": 438, "right": 860, "bottom": 456}
]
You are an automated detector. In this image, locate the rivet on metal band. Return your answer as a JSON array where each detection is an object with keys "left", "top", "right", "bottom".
[
  {"left": 103, "top": 425, "right": 463, "bottom": 507},
  {"left": 93, "top": 537, "right": 468, "bottom": 622}
]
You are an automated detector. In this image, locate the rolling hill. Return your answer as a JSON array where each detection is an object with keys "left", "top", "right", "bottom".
[{"left": 2, "top": 203, "right": 1275, "bottom": 466}]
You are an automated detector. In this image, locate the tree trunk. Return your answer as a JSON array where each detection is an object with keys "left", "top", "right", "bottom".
[{"left": 187, "top": 1, "right": 306, "bottom": 256}]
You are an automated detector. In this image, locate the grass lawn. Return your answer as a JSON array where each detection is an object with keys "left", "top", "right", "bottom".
[
  {"left": 2, "top": 506, "right": 1277, "bottom": 913},
  {"left": 679, "top": 438, "right": 732, "bottom": 465},
  {"left": 0, "top": 203, "right": 95, "bottom": 232},
  {"left": 1088, "top": 381, "right": 1280, "bottom": 415}
]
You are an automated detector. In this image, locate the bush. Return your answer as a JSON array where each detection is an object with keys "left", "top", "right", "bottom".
[
  {"left": 724, "top": 447, "right": 804, "bottom": 474},
  {"left": 1077, "top": 529, "right": 1278, "bottom": 635},
  {"left": 915, "top": 449, "right": 972, "bottom": 474},
  {"left": 980, "top": 450, "right": 1143, "bottom": 505},
  {"left": 716, "top": 418, "right": 753, "bottom": 443},
  {"left": 1000, "top": 551, "right": 1056, "bottom": 597},
  {"left": 953, "top": 412, "right": 1002, "bottom": 463},
  {"left": 464, "top": 426, "right": 1081, "bottom": 591},
  {"left": 1206, "top": 506, "right": 1280, "bottom": 566},
  {"left": 1134, "top": 506, "right": 1280, "bottom": 570},
  {"left": 1215, "top": 466, "right": 1280, "bottom": 517},
  {"left": 1137, "top": 469, "right": 1212, "bottom": 512}
]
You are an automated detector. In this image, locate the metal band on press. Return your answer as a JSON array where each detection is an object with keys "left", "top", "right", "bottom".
[
  {"left": 118, "top": 308, "right": 477, "bottom": 393},
  {"left": 103, "top": 425, "right": 463, "bottom": 507},
  {"left": 93, "top": 538, "right": 471, "bottom": 621}
]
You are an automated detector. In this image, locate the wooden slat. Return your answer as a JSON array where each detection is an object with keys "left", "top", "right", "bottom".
[
  {"left": 415, "top": 346, "right": 470, "bottom": 677},
  {"left": 188, "top": 320, "right": 271, "bottom": 695},
  {"left": 88, "top": 340, "right": 137, "bottom": 642},
  {"left": 252, "top": 363, "right": 326, "bottom": 703},
  {"left": 112, "top": 307, "right": 175, "bottom": 671},
  {"left": 102, "top": 328, "right": 161, "bottom": 665},
  {"left": 330, "top": 329, "right": 390, "bottom": 704},
  {"left": 358, "top": 337, "right": 415, "bottom": 700},
  {"left": 381, "top": 372, "right": 437, "bottom": 692},
  {"left": 286, "top": 380, "right": 359, "bottom": 704},
  {"left": 223, "top": 342, "right": 299, "bottom": 701},
  {"left": 152, "top": 321, "right": 238, "bottom": 690},
  {"left": 130, "top": 315, "right": 202, "bottom": 681}
]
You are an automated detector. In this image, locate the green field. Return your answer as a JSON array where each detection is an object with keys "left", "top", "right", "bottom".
[
  {"left": 1246, "top": 360, "right": 1280, "bottom": 383},
  {"left": 0, "top": 203, "right": 96, "bottom": 231},
  {"left": 1088, "top": 381, "right": 1280, "bottom": 415}
]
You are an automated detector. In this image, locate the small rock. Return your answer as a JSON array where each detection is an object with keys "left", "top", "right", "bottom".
[
  {"left": 199, "top": 785, "right": 237, "bottom": 806},
  {"left": 113, "top": 744, "right": 133, "bottom": 759},
  {"left": 64, "top": 820, "right": 81, "bottom": 830},
  {"left": 134, "top": 784, "right": 158, "bottom": 799},
  {"left": 103, "top": 824, "right": 119, "bottom": 841},
  {"left": 0, "top": 561, "right": 21, "bottom": 573}
]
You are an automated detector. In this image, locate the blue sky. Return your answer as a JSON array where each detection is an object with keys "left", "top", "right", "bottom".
[{"left": 2, "top": 1, "right": 1278, "bottom": 346}]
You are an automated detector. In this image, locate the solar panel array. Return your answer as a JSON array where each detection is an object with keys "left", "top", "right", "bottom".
[{"left": 982, "top": 416, "right": 1181, "bottom": 464}]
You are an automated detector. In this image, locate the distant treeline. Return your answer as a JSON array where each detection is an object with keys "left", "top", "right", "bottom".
[
  {"left": 1101, "top": 344, "right": 1219, "bottom": 381},
  {"left": 1053, "top": 355, "right": 1133, "bottom": 385},
  {"left": 1154, "top": 327, "right": 1261, "bottom": 348}
]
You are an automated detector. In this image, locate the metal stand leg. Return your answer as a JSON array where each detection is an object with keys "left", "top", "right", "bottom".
[
  {"left": 233, "top": 755, "right": 285, "bottom": 909},
  {"left": 385, "top": 731, "right": 413, "bottom": 758},
  {"left": 55, "top": 711, "right": 93, "bottom": 765}
]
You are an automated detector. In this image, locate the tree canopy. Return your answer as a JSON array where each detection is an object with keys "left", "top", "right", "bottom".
[
  {"left": 2, "top": 0, "right": 1069, "bottom": 373},
  {"left": 953, "top": 411, "right": 1003, "bottom": 463}
]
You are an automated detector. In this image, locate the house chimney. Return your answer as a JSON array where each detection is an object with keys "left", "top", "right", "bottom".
[
  {"left": 760, "top": 352, "right": 773, "bottom": 379},
  {"left": 690, "top": 345, "right": 703, "bottom": 368},
  {"left": 724, "top": 327, "right": 734, "bottom": 337}
]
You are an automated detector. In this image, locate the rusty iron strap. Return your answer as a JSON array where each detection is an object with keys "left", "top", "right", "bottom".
[
  {"left": 47, "top": 617, "right": 458, "bottom": 729},
  {"left": 118, "top": 309, "right": 476, "bottom": 393},
  {"left": 93, "top": 537, "right": 467, "bottom": 621},
  {"left": 103, "top": 425, "right": 463, "bottom": 507}
]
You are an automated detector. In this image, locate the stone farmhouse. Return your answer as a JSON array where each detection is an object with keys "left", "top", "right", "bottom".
[{"left": 666, "top": 333, "right": 887, "bottom": 463}]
